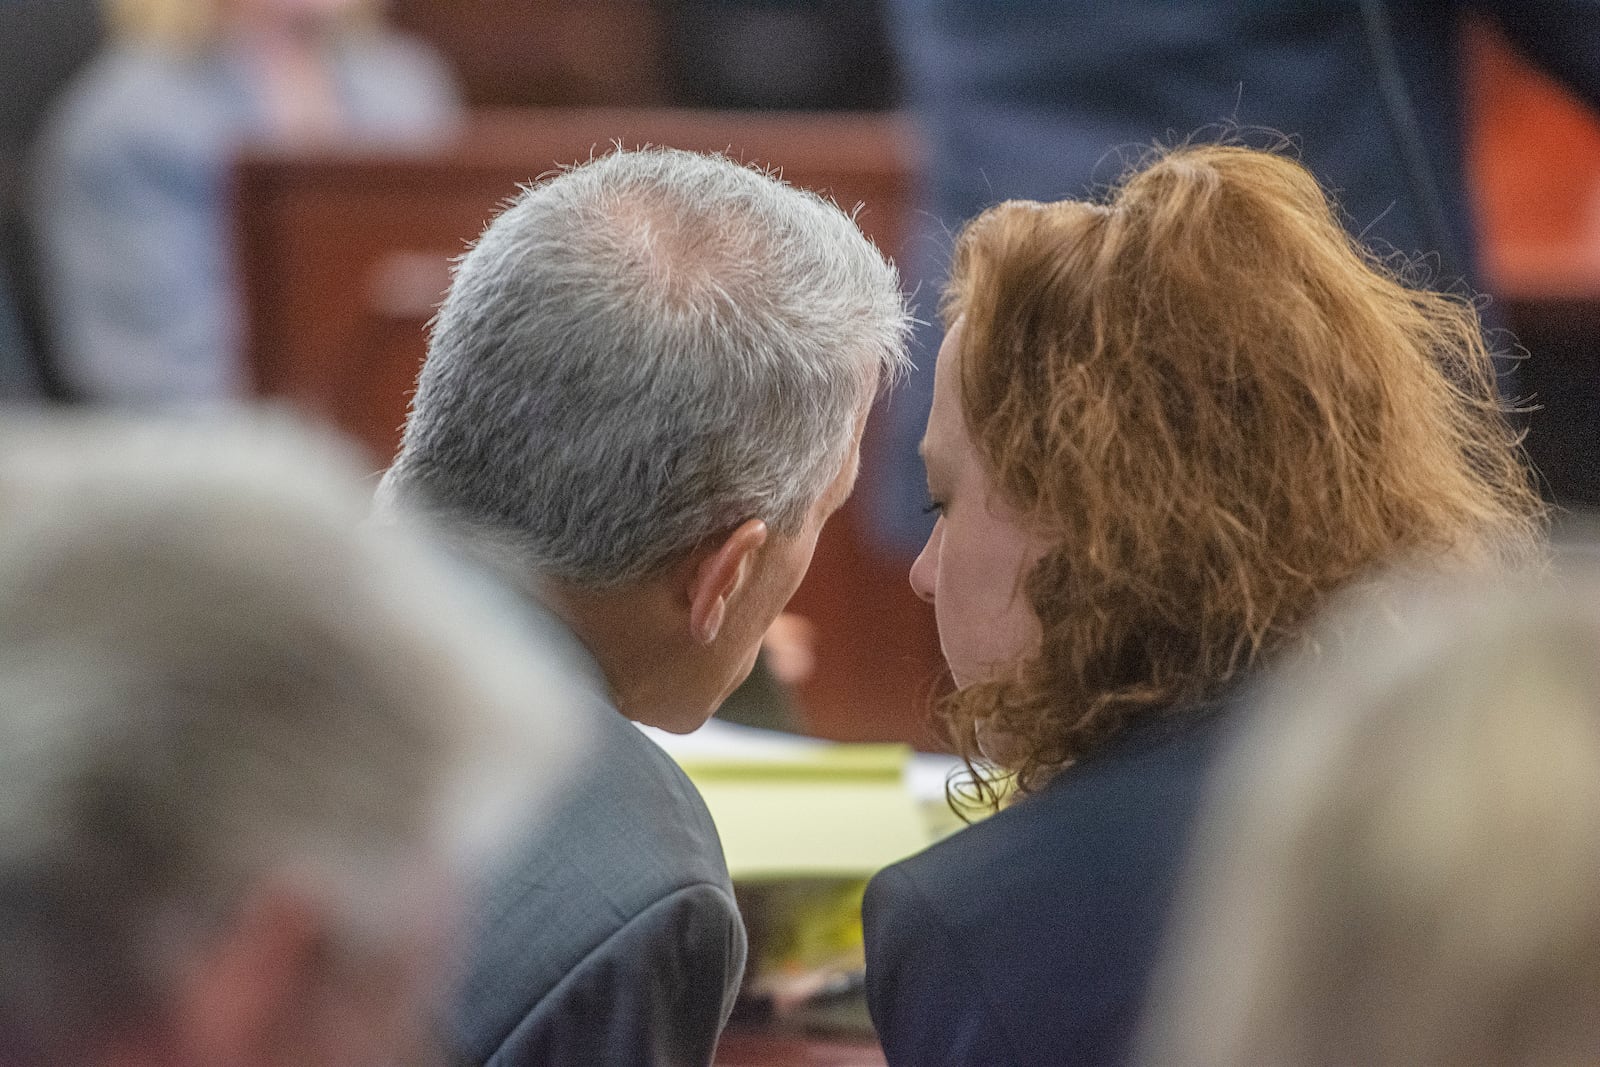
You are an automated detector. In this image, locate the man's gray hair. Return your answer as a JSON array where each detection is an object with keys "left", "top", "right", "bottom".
[
  {"left": 382, "top": 147, "right": 911, "bottom": 585},
  {"left": 0, "top": 416, "right": 576, "bottom": 1065}
]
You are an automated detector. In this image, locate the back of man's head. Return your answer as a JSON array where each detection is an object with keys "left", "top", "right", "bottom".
[
  {"left": 383, "top": 147, "right": 909, "bottom": 586},
  {"left": 0, "top": 416, "right": 575, "bottom": 1066}
]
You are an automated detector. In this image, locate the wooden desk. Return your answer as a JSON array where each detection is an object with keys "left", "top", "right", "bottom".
[
  {"left": 234, "top": 108, "right": 944, "bottom": 744},
  {"left": 717, "top": 1029, "right": 885, "bottom": 1067}
]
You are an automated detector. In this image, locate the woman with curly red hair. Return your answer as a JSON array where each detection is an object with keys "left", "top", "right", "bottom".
[{"left": 862, "top": 142, "right": 1543, "bottom": 1067}]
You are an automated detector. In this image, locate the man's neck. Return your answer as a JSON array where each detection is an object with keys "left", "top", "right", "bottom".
[{"left": 538, "top": 577, "right": 695, "bottom": 729}]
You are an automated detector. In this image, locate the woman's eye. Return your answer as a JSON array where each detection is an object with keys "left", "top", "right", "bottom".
[{"left": 922, "top": 500, "right": 945, "bottom": 516}]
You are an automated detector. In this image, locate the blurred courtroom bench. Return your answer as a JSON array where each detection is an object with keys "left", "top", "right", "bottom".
[
  {"left": 390, "top": 0, "right": 669, "bottom": 107},
  {"left": 387, "top": 0, "right": 897, "bottom": 112},
  {"left": 234, "top": 107, "right": 944, "bottom": 749}
]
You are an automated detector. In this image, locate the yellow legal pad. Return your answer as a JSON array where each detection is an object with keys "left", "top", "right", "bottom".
[{"left": 639, "top": 722, "right": 947, "bottom": 882}]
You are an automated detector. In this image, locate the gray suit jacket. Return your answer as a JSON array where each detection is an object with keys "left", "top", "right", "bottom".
[{"left": 451, "top": 613, "right": 747, "bottom": 1067}]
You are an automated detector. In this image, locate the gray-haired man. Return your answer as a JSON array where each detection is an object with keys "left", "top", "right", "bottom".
[{"left": 381, "top": 147, "right": 910, "bottom": 1065}]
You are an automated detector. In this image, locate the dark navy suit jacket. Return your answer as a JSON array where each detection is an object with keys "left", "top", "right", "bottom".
[{"left": 863, "top": 704, "right": 1235, "bottom": 1067}]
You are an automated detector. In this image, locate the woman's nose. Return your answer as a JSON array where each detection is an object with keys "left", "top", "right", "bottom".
[{"left": 909, "top": 522, "right": 940, "bottom": 604}]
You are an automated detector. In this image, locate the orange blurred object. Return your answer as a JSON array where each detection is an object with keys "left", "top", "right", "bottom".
[{"left": 1466, "top": 20, "right": 1600, "bottom": 298}]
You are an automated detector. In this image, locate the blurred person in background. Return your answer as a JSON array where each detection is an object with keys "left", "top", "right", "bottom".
[
  {"left": 861, "top": 143, "right": 1544, "bottom": 1067},
  {"left": 0, "top": 415, "right": 578, "bottom": 1067},
  {"left": 1138, "top": 559, "right": 1600, "bottom": 1066},
  {"left": 871, "top": 0, "right": 1600, "bottom": 556},
  {"left": 380, "top": 147, "right": 910, "bottom": 1066},
  {"left": 31, "top": 0, "right": 460, "bottom": 405},
  {"left": 0, "top": 0, "right": 103, "bottom": 401}
]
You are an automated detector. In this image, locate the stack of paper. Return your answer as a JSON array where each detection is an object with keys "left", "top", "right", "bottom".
[{"left": 638, "top": 720, "right": 964, "bottom": 882}]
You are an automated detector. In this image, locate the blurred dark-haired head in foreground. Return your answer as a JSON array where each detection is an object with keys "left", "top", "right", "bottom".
[{"left": 0, "top": 416, "right": 577, "bottom": 1067}]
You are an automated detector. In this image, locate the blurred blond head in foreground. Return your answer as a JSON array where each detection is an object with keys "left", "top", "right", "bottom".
[
  {"left": 1139, "top": 555, "right": 1600, "bottom": 1067},
  {"left": 0, "top": 415, "right": 576, "bottom": 1067}
]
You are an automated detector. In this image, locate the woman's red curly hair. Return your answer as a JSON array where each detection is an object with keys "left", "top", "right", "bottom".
[{"left": 940, "top": 143, "right": 1544, "bottom": 802}]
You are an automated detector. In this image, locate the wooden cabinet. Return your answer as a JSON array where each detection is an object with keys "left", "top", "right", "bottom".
[{"left": 389, "top": 0, "right": 669, "bottom": 106}]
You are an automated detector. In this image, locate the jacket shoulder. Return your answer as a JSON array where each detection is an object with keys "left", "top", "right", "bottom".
[
  {"left": 466, "top": 882, "right": 746, "bottom": 1066},
  {"left": 452, "top": 697, "right": 743, "bottom": 1064},
  {"left": 864, "top": 704, "right": 1237, "bottom": 1066}
]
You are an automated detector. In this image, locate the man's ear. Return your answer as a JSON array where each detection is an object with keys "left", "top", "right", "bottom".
[{"left": 688, "top": 518, "right": 768, "bottom": 645}]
